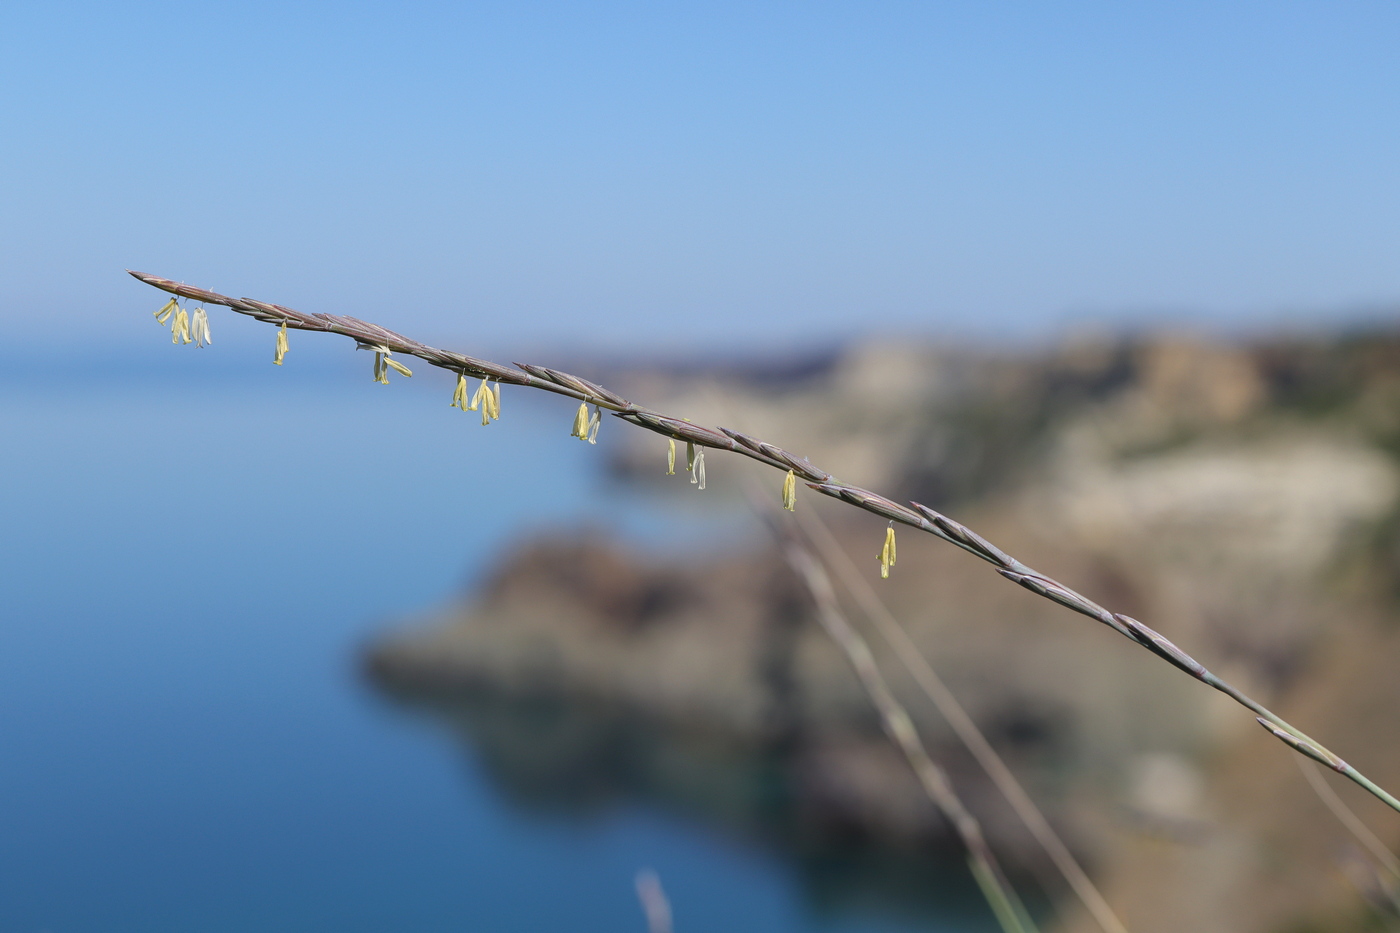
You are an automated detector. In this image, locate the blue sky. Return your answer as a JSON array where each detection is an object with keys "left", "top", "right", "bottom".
[{"left": 2, "top": 1, "right": 1399, "bottom": 354}]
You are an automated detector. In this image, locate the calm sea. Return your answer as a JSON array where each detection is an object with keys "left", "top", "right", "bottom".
[{"left": 0, "top": 326, "right": 993, "bottom": 932}]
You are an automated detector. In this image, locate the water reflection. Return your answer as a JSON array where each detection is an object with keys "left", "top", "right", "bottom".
[{"left": 371, "top": 676, "right": 1005, "bottom": 932}]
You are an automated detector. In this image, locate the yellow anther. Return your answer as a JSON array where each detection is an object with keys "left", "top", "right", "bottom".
[
  {"left": 273, "top": 322, "right": 288, "bottom": 365},
  {"left": 879, "top": 523, "right": 897, "bottom": 579},
  {"left": 451, "top": 372, "right": 469, "bottom": 410},
  {"left": 571, "top": 402, "right": 589, "bottom": 440},
  {"left": 366, "top": 345, "right": 410, "bottom": 383},
  {"left": 667, "top": 439, "right": 676, "bottom": 475},
  {"left": 470, "top": 378, "right": 490, "bottom": 418},
  {"left": 153, "top": 297, "right": 178, "bottom": 325},
  {"left": 782, "top": 470, "right": 797, "bottom": 511},
  {"left": 171, "top": 308, "right": 191, "bottom": 345}
]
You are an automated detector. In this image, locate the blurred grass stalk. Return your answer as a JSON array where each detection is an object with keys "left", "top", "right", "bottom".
[
  {"left": 128, "top": 269, "right": 1400, "bottom": 819},
  {"left": 781, "top": 537, "right": 1038, "bottom": 933},
  {"left": 793, "top": 504, "right": 1128, "bottom": 933},
  {"left": 634, "top": 870, "right": 673, "bottom": 933}
]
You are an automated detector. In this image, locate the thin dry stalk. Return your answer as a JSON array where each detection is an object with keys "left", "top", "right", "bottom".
[
  {"left": 1298, "top": 757, "right": 1400, "bottom": 880},
  {"left": 127, "top": 270, "right": 1400, "bottom": 816},
  {"left": 795, "top": 506, "right": 1128, "bottom": 933},
  {"left": 781, "top": 538, "right": 1037, "bottom": 933},
  {"left": 634, "top": 870, "right": 673, "bottom": 933}
]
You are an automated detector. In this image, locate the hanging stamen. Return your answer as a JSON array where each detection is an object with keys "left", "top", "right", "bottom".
[
  {"left": 190, "top": 305, "right": 212, "bottom": 347},
  {"left": 666, "top": 439, "right": 676, "bottom": 475},
  {"left": 451, "top": 371, "right": 470, "bottom": 411},
  {"left": 879, "top": 522, "right": 897, "bottom": 579},
  {"left": 364, "top": 344, "right": 411, "bottom": 384},
  {"left": 570, "top": 402, "right": 590, "bottom": 440},
  {"left": 470, "top": 378, "right": 491, "bottom": 423},
  {"left": 782, "top": 470, "right": 797, "bottom": 511},
  {"left": 170, "top": 306, "right": 191, "bottom": 345},
  {"left": 273, "top": 322, "right": 289, "bottom": 365}
]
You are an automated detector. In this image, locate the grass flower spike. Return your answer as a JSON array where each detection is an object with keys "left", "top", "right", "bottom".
[
  {"left": 571, "top": 402, "right": 589, "bottom": 440},
  {"left": 170, "top": 306, "right": 191, "bottom": 345},
  {"left": 667, "top": 439, "right": 676, "bottom": 475},
  {"left": 190, "top": 305, "right": 212, "bottom": 347},
  {"left": 782, "top": 469, "right": 797, "bottom": 511},
  {"left": 125, "top": 270, "right": 1400, "bottom": 825},
  {"left": 451, "top": 371, "right": 470, "bottom": 411},
  {"left": 879, "top": 522, "right": 897, "bottom": 579}
]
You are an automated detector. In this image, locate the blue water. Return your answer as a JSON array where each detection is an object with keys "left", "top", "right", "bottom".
[{"left": 0, "top": 325, "right": 988, "bottom": 932}]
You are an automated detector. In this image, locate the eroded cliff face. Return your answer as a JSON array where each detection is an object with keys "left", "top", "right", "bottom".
[{"left": 367, "top": 330, "right": 1400, "bottom": 933}]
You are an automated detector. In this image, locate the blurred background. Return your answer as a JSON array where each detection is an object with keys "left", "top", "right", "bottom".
[{"left": 3, "top": 2, "right": 1400, "bottom": 931}]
